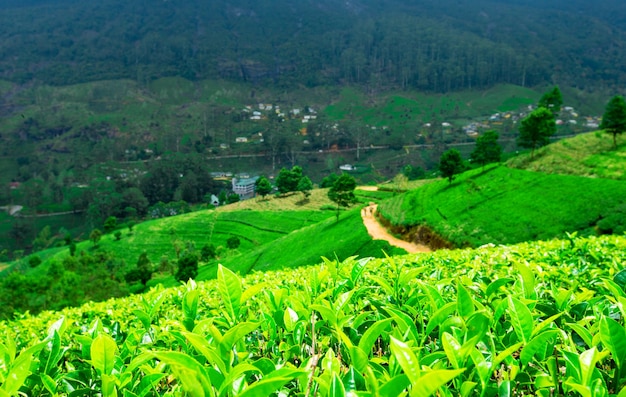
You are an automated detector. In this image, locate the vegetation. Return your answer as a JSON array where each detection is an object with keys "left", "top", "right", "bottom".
[
  {"left": 328, "top": 174, "right": 357, "bottom": 221},
  {"left": 507, "top": 131, "right": 626, "bottom": 179},
  {"left": 538, "top": 86, "right": 563, "bottom": 115},
  {"left": 1, "top": 235, "right": 626, "bottom": 396},
  {"left": 471, "top": 130, "right": 502, "bottom": 169},
  {"left": 378, "top": 165, "right": 626, "bottom": 248},
  {"left": 517, "top": 107, "right": 557, "bottom": 158},
  {"left": 600, "top": 95, "right": 626, "bottom": 148},
  {"left": 439, "top": 149, "right": 465, "bottom": 184}
]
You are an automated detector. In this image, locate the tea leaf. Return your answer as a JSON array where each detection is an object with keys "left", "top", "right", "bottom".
[
  {"left": 409, "top": 369, "right": 465, "bottom": 397},
  {"left": 91, "top": 333, "right": 118, "bottom": 375},
  {"left": 389, "top": 336, "right": 420, "bottom": 385},
  {"left": 218, "top": 264, "right": 242, "bottom": 324}
]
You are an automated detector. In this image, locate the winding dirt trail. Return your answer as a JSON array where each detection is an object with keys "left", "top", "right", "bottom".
[{"left": 361, "top": 204, "right": 431, "bottom": 254}]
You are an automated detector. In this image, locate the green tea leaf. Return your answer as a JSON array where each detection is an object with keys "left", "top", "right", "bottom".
[
  {"left": 425, "top": 301, "right": 456, "bottom": 336},
  {"left": 442, "top": 332, "right": 462, "bottom": 369},
  {"left": 520, "top": 330, "right": 559, "bottom": 366},
  {"left": 507, "top": 297, "right": 533, "bottom": 344},
  {"left": 599, "top": 316, "right": 626, "bottom": 371},
  {"left": 283, "top": 307, "right": 299, "bottom": 332},
  {"left": 457, "top": 282, "right": 474, "bottom": 318},
  {"left": 220, "top": 322, "right": 259, "bottom": 357},
  {"left": 389, "top": 336, "right": 420, "bottom": 385},
  {"left": 515, "top": 262, "right": 537, "bottom": 301},
  {"left": 409, "top": 369, "right": 465, "bottom": 397},
  {"left": 218, "top": 264, "right": 242, "bottom": 324},
  {"left": 357, "top": 318, "right": 393, "bottom": 355},
  {"left": 91, "top": 333, "right": 118, "bottom": 375},
  {"left": 379, "top": 374, "right": 410, "bottom": 397},
  {"left": 182, "top": 332, "right": 227, "bottom": 375},
  {"left": 153, "top": 351, "right": 212, "bottom": 397},
  {"left": 330, "top": 373, "right": 346, "bottom": 397}
]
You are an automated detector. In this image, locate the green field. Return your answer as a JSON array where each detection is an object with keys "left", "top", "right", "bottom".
[
  {"left": 34, "top": 210, "right": 333, "bottom": 273},
  {"left": 378, "top": 164, "right": 626, "bottom": 247}
]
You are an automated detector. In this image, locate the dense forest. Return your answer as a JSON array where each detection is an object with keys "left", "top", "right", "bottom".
[{"left": 0, "top": 0, "right": 625, "bottom": 92}]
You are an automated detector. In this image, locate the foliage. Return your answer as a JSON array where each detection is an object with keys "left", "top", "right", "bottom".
[
  {"left": 200, "top": 243, "right": 217, "bottom": 261},
  {"left": 255, "top": 176, "right": 273, "bottom": 198},
  {"left": 600, "top": 95, "right": 626, "bottom": 148},
  {"left": 125, "top": 251, "right": 153, "bottom": 286},
  {"left": 378, "top": 165, "right": 626, "bottom": 247},
  {"left": 538, "top": 85, "right": 563, "bottom": 115},
  {"left": 1, "top": 236, "right": 626, "bottom": 396},
  {"left": 276, "top": 166, "right": 303, "bottom": 195},
  {"left": 297, "top": 176, "right": 313, "bottom": 199},
  {"left": 439, "top": 149, "right": 464, "bottom": 184},
  {"left": 226, "top": 236, "right": 241, "bottom": 250},
  {"left": 227, "top": 193, "right": 240, "bottom": 204},
  {"left": 176, "top": 252, "right": 198, "bottom": 282},
  {"left": 89, "top": 229, "right": 102, "bottom": 247},
  {"left": 103, "top": 216, "right": 117, "bottom": 233},
  {"left": 402, "top": 164, "right": 426, "bottom": 180},
  {"left": 320, "top": 173, "right": 339, "bottom": 188},
  {"left": 328, "top": 173, "right": 357, "bottom": 221},
  {"left": 517, "top": 107, "right": 556, "bottom": 157},
  {"left": 471, "top": 130, "right": 502, "bottom": 168}
]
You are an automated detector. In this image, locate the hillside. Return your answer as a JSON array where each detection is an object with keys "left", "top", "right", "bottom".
[
  {"left": 378, "top": 132, "right": 626, "bottom": 247},
  {"left": 507, "top": 131, "right": 626, "bottom": 179},
  {"left": 1, "top": 234, "right": 625, "bottom": 396}
]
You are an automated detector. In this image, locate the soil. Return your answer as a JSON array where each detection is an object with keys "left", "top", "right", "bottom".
[{"left": 361, "top": 204, "right": 431, "bottom": 254}]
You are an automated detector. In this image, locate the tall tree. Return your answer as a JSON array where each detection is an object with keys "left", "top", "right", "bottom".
[
  {"left": 255, "top": 176, "right": 273, "bottom": 199},
  {"left": 517, "top": 107, "right": 556, "bottom": 158},
  {"left": 600, "top": 95, "right": 626, "bottom": 148},
  {"left": 439, "top": 149, "right": 464, "bottom": 184},
  {"left": 328, "top": 173, "right": 357, "bottom": 222},
  {"left": 471, "top": 130, "right": 502, "bottom": 169},
  {"left": 538, "top": 86, "right": 563, "bottom": 115},
  {"left": 297, "top": 176, "right": 313, "bottom": 200},
  {"left": 276, "top": 166, "right": 303, "bottom": 195}
]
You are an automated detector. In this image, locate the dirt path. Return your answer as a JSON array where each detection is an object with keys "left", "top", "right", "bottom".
[{"left": 361, "top": 204, "right": 431, "bottom": 254}]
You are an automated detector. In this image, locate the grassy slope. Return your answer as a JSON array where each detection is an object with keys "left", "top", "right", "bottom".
[
  {"left": 378, "top": 163, "right": 626, "bottom": 247},
  {"left": 507, "top": 131, "right": 626, "bottom": 179},
  {"left": 18, "top": 209, "right": 333, "bottom": 277},
  {"left": 184, "top": 208, "right": 407, "bottom": 284}
]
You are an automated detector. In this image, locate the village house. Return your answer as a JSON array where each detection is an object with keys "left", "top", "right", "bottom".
[{"left": 232, "top": 176, "right": 260, "bottom": 200}]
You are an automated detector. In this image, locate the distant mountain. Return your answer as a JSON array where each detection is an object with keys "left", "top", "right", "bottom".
[{"left": 0, "top": 0, "right": 625, "bottom": 92}]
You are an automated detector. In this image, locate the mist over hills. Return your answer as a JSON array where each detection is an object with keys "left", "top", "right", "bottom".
[{"left": 0, "top": 0, "right": 625, "bottom": 92}]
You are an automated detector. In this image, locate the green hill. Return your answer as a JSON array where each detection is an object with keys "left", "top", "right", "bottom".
[
  {"left": 378, "top": 133, "right": 626, "bottom": 248},
  {"left": 507, "top": 131, "right": 626, "bottom": 179}
]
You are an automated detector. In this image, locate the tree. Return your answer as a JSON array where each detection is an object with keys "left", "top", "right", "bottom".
[
  {"left": 226, "top": 236, "right": 241, "bottom": 249},
  {"left": 328, "top": 173, "right": 357, "bottom": 221},
  {"left": 255, "top": 176, "right": 273, "bottom": 199},
  {"left": 439, "top": 149, "right": 464, "bottom": 184},
  {"left": 600, "top": 95, "right": 626, "bottom": 148},
  {"left": 538, "top": 86, "right": 563, "bottom": 115},
  {"left": 176, "top": 252, "right": 198, "bottom": 282},
  {"left": 297, "top": 176, "right": 313, "bottom": 200},
  {"left": 103, "top": 216, "right": 117, "bottom": 233},
  {"left": 125, "top": 251, "right": 153, "bottom": 285},
  {"left": 200, "top": 243, "right": 216, "bottom": 261},
  {"left": 321, "top": 173, "right": 339, "bottom": 188},
  {"left": 89, "top": 229, "right": 102, "bottom": 247},
  {"left": 517, "top": 107, "right": 556, "bottom": 158},
  {"left": 276, "top": 166, "right": 303, "bottom": 195},
  {"left": 471, "top": 130, "right": 502, "bottom": 168}
]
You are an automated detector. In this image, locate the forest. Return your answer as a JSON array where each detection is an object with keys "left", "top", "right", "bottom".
[{"left": 0, "top": 0, "right": 625, "bottom": 92}]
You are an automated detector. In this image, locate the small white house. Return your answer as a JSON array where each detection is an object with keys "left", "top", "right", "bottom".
[{"left": 235, "top": 137, "right": 248, "bottom": 143}]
